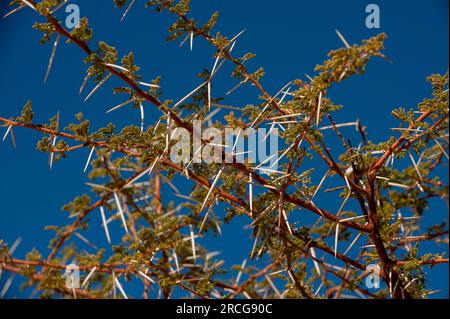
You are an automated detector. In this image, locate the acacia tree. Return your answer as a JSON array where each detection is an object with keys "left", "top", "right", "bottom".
[{"left": 0, "top": 0, "right": 448, "bottom": 299}]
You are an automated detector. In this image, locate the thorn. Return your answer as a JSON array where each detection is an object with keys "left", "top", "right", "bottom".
[
  {"left": 179, "top": 33, "right": 190, "bottom": 48},
  {"left": 334, "top": 223, "right": 340, "bottom": 258},
  {"left": 309, "top": 248, "right": 321, "bottom": 276},
  {"left": 105, "top": 99, "right": 133, "bottom": 114},
  {"left": 8, "top": 237, "right": 22, "bottom": 255},
  {"left": 199, "top": 201, "right": 214, "bottom": 234},
  {"left": 0, "top": 274, "right": 15, "bottom": 298},
  {"left": 139, "top": 102, "right": 145, "bottom": 132},
  {"left": 432, "top": 136, "right": 449, "bottom": 160},
  {"left": 249, "top": 173, "right": 253, "bottom": 218},
  {"left": 312, "top": 170, "right": 329, "bottom": 199},
  {"left": 190, "top": 31, "right": 194, "bottom": 51},
  {"left": 79, "top": 73, "right": 90, "bottom": 95},
  {"left": 120, "top": 0, "right": 135, "bottom": 22},
  {"left": 2, "top": 5, "right": 25, "bottom": 19},
  {"left": 124, "top": 157, "right": 159, "bottom": 188},
  {"left": 316, "top": 91, "right": 322, "bottom": 127},
  {"left": 173, "top": 250, "right": 180, "bottom": 274},
  {"left": 138, "top": 270, "right": 155, "bottom": 284},
  {"left": 113, "top": 192, "right": 129, "bottom": 234},
  {"left": 104, "top": 63, "right": 130, "bottom": 73},
  {"left": 99, "top": 206, "right": 111, "bottom": 244},
  {"left": 82, "top": 146, "right": 96, "bottom": 175},
  {"left": 2, "top": 125, "right": 12, "bottom": 142},
  {"left": 199, "top": 168, "right": 223, "bottom": 213},
  {"left": 234, "top": 259, "right": 247, "bottom": 286},
  {"left": 81, "top": 267, "right": 97, "bottom": 288},
  {"left": 138, "top": 81, "right": 160, "bottom": 88},
  {"left": 84, "top": 73, "right": 112, "bottom": 102},
  {"left": 19, "top": 0, "right": 36, "bottom": 11},
  {"left": 207, "top": 82, "right": 211, "bottom": 111},
  {"left": 344, "top": 233, "right": 363, "bottom": 255},
  {"left": 189, "top": 225, "right": 196, "bottom": 263},
  {"left": 44, "top": 33, "right": 61, "bottom": 83},
  {"left": 74, "top": 232, "right": 98, "bottom": 250},
  {"left": 408, "top": 151, "right": 424, "bottom": 183},
  {"left": 335, "top": 29, "right": 351, "bottom": 48},
  {"left": 173, "top": 81, "right": 207, "bottom": 109},
  {"left": 114, "top": 276, "right": 128, "bottom": 299},
  {"left": 49, "top": 135, "right": 57, "bottom": 170}
]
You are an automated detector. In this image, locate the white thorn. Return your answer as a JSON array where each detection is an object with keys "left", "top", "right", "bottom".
[
  {"left": 335, "top": 29, "right": 351, "bottom": 48},
  {"left": 84, "top": 73, "right": 112, "bottom": 102},
  {"left": 189, "top": 225, "right": 196, "bottom": 263},
  {"left": 81, "top": 267, "right": 97, "bottom": 288},
  {"left": 120, "top": 0, "right": 135, "bottom": 22},
  {"left": 100, "top": 206, "right": 111, "bottom": 244},
  {"left": 199, "top": 168, "right": 223, "bottom": 213},
  {"left": 105, "top": 99, "right": 133, "bottom": 114},
  {"left": 316, "top": 91, "right": 322, "bottom": 127},
  {"left": 2, "top": 125, "right": 12, "bottom": 141},
  {"left": 2, "top": 5, "right": 25, "bottom": 19},
  {"left": 83, "top": 146, "right": 95, "bottom": 173},
  {"left": 113, "top": 192, "right": 129, "bottom": 234},
  {"left": 44, "top": 34, "right": 61, "bottom": 83},
  {"left": 114, "top": 276, "right": 128, "bottom": 299}
]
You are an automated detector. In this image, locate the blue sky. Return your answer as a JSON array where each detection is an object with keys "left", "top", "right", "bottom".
[{"left": 0, "top": 0, "right": 448, "bottom": 298}]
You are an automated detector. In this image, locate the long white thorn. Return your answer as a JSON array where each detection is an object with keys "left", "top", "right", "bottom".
[
  {"left": 316, "top": 91, "right": 322, "bottom": 127},
  {"left": 234, "top": 259, "right": 247, "bottom": 286},
  {"left": 49, "top": 135, "right": 57, "bottom": 170},
  {"left": 84, "top": 73, "right": 112, "bottom": 102},
  {"left": 344, "top": 232, "right": 363, "bottom": 255},
  {"left": 408, "top": 150, "right": 423, "bottom": 182},
  {"left": 189, "top": 225, "right": 196, "bottom": 263},
  {"left": 334, "top": 223, "right": 340, "bottom": 258},
  {"left": 309, "top": 247, "right": 321, "bottom": 276},
  {"left": 432, "top": 136, "right": 449, "bottom": 160},
  {"left": 173, "top": 250, "right": 180, "bottom": 274},
  {"left": 282, "top": 209, "right": 293, "bottom": 235},
  {"left": 120, "top": 0, "right": 135, "bottom": 22},
  {"left": 79, "top": 73, "right": 90, "bottom": 95},
  {"left": 19, "top": 0, "right": 36, "bottom": 11},
  {"left": 199, "top": 202, "right": 214, "bottom": 234},
  {"left": 83, "top": 146, "right": 95, "bottom": 173},
  {"left": 249, "top": 173, "right": 254, "bottom": 217},
  {"left": 106, "top": 99, "right": 133, "bottom": 114},
  {"left": 335, "top": 29, "right": 351, "bottom": 48},
  {"left": 199, "top": 168, "right": 223, "bottom": 213},
  {"left": 174, "top": 81, "right": 207, "bottom": 108},
  {"left": 113, "top": 192, "right": 129, "bottom": 234},
  {"left": 100, "top": 206, "right": 111, "bottom": 244},
  {"left": 312, "top": 170, "right": 329, "bottom": 199},
  {"left": 138, "top": 270, "right": 155, "bottom": 284},
  {"left": 81, "top": 267, "right": 97, "bottom": 288},
  {"left": 114, "top": 276, "right": 128, "bottom": 299},
  {"left": 44, "top": 33, "right": 61, "bottom": 83},
  {"left": 104, "top": 63, "right": 130, "bottom": 73},
  {"left": 207, "top": 82, "right": 211, "bottom": 110},
  {"left": 189, "top": 31, "right": 194, "bottom": 51},
  {"left": 139, "top": 102, "right": 145, "bottom": 132},
  {"left": 138, "top": 81, "right": 160, "bottom": 88},
  {"left": 2, "top": 5, "right": 25, "bottom": 19},
  {"left": 2, "top": 125, "right": 12, "bottom": 142}
]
